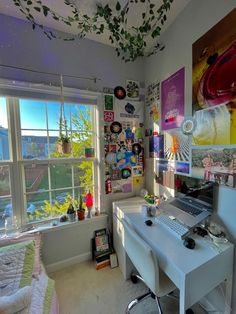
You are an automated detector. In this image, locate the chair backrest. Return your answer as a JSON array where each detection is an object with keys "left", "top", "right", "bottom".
[{"left": 121, "top": 218, "right": 159, "bottom": 295}]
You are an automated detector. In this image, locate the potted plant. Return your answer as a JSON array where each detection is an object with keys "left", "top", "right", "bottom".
[
  {"left": 57, "top": 133, "right": 71, "bottom": 154},
  {"left": 67, "top": 202, "right": 76, "bottom": 222},
  {"left": 77, "top": 195, "right": 85, "bottom": 220}
]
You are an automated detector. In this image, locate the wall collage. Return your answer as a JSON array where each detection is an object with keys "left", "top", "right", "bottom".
[
  {"left": 103, "top": 81, "right": 145, "bottom": 194},
  {"left": 146, "top": 8, "right": 236, "bottom": 191}
]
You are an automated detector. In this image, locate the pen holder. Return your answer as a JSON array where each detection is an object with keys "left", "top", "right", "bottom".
[{"left": 142, "top": 205, "right": 157, "bottom": 217}]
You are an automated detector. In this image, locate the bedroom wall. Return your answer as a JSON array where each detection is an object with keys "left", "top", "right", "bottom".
[
  {"left": 0, "top": 13, "right": 145, "bottom": 267},
  {"left": 144, "top": 0, "right": 236, "bottom": 312}
]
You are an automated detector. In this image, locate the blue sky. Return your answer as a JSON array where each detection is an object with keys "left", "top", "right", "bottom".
[{"left": 0, "top": 97, "right": 91, "bottom": 133}]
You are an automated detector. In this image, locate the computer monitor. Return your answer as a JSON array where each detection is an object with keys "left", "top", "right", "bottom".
[{"left": 175, "top": 175, "right": 217, "bottom": 210}]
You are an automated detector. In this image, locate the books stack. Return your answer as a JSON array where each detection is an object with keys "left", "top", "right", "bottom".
[{"left": 93, "top": 228, "right": 113, "bottom": 270}]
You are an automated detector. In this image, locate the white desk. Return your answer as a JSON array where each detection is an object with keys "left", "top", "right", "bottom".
[{"left": 113, "top": 197, "right": 234, "bottom": 314}]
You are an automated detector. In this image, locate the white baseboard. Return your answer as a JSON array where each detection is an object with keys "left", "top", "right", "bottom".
[{"left": 46, "top": 252, "right": 92, "bottom": 273}]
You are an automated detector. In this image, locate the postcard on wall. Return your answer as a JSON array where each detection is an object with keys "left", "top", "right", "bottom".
[
  {"left": 146, "top": 80, "right": 160, "bottom": 106},
  {"left": 149, "top": 135, "right": 164, "bottom": 158},
  {"left": 175, "top": 162, "right": 190, "bottom": 176},
  {"left": 161, "top": 67, "right": 185, "bottom": 131},
  {"left": 164, "top": 129, "right": 190, "bottom": 162},
  {"left": 104, "top": 94, "right": 114, "bottom": 111},
  {"left": 192, "top": 147, "right": 236, "bottom": 189},
  {"left": 126, "top": 80, "right": 140, "bottom": 100}
]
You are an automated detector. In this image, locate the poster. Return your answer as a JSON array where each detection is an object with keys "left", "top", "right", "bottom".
[
  {"left": 126, "top": 80, "right": 140, "bottom": 100},
  {"left": 192, "top": 9, "right": 236, "bottom": 144},
  {"left": 192, "top": 148, "right": 236, "bottom": 189},
  {"left": 164, "top": 129, "right": 190, "bottom": 162},
  {"left": 149, "top": 134, "right": 164, "bottom": 158},
  {"left": 161, "top": 67, "right": 185, "bottom": 131},
  {"left": 175, "top": 162, "right": 190, "bottom": 175},
  {"left": 114, "top": 99, "right": 144, "bottom": 122}
]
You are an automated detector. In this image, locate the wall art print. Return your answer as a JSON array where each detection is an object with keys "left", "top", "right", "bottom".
[
  {"left": 161, "top": 67, "right": 185, "bottom": 131},
  {"left": 164, "top": 129, "right": 190, "bottom": 162},
  {"left": 114, "top": 99, "right": 144, "bottom": 122},
  {"left": 192, "top": 147, "right": 236, "bottom": 189},
  {"left": 104, "top": 94, "right": 114, "bottom": 111},
  {"left": 192, "top": 9, "right": 236, "bottom": 144},
  {"left": 126, "top": 80, "right": 140, "bottom": 100},
  {"left": 175, "top": 162, "right": 190, "bottom": 176}
]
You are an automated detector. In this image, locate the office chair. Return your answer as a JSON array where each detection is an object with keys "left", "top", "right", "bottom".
[{"left": 122, "top": 218, "right": 176, "bottom": 314}]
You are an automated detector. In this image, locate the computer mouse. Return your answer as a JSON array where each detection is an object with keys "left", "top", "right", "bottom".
[
  {"left": 183, "top": 237, "right": 195, "bottom": 249},
  {"left": 145, "top": 220, "right": 153, "bottom": 226}
]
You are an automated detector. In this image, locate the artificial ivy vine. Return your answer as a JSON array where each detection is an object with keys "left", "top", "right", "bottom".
[{"left": 12, "top": 0, "right": 174, "bottom": 62}]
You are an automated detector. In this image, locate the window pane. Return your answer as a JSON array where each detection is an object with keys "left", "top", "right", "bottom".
[
  {"left": 0, "top": 166, "right": 11, "bottom": 196},
  {"left": 47, "top": 102, "right": 61, "bottom": 130},
  {"left": 0, "top": 97, "right": 10, "bottom": 160},
  {"left": 72, "top": 105, "right": 92, "bottom": 131},
  {"left": 50, "top": 164, "right": 72, "bottom": 189},
  {"left": 26, "top": 192, "right": 50, "bottom": 222},
  {"left": 74, "top": 161, "right": 93, "bottom": 188},
  {"left": 22, "top": 130, "right": 48, "bottom": 159},
  {"left": 0, "top": 198, "right": 12, "bottom": 228},
  {"left": 20, "top": 99, "right": 46, "bottom": 129},
  {"left": 24, "top": 164, "right": 48, "bottom": 192},
  {"left": 72, "top": 132, "right": 92, "bottom": 158}
]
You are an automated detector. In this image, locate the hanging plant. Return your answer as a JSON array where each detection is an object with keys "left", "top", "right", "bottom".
[{"left": 12, "top": 0, "right": 174, "bottom": 62}]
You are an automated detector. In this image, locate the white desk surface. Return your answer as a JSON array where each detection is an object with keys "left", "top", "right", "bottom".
[{"left": 113, "top": 197, "right": 234, "bottom": 313}]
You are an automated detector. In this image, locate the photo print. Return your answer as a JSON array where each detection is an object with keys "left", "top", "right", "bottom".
[
  {"left": 104, "top": 94, "right": 114, "bottom": 111},
  {"left": 192, "top": 147, "right": 236, "bottom": 189},
  {"left": 126, "top": 80, "right": 140, "bottom": 100},
  {"left": 164, "top": 129, "right": 190, "bottom": 162}
]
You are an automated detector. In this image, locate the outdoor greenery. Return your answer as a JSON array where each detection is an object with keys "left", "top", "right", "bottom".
[{"left": 12, "top": 0, "right": 174, "bottom": 61}]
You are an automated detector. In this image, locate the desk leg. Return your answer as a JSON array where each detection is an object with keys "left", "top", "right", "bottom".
[
  {"left": 179, "top": 287, "right": 187, "bottom": 314},
  {"left": 225, "top": 275, "right": 233, "bottom": 314}
]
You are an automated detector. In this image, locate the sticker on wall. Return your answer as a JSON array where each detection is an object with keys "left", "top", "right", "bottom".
[
  {"left": 105, "top": 152, "right": 117, "bottom": 164},
  {"left": 114, "top": 86, "right": 126, "bottom": 100},
  {"left": 132, "top": 143, "right": 142, "bottom": 155},
  {"left": 161, "top": 67, "right": 185, "bottom": 131},
  {"left": 111, "top": 169, "right": 121, "bottom": 181},
  {"left": 126, "top": 80, "right": 140, "bottom": 100},
  {"left": 121, "top": 168, "right": 132, "bottom": 179},
  {"left": 122, "top": 179, "right": 133, "bottom": 193},
  {"left": 125, "top": 151, "right": 136, "bottom": 166},
  {"left": 133, "top": 176, "right": 143, "bottom": 188},
  {"left": 192, "top": 147, "right": 236, "bottom": 189},
  {"left": 114, "top": 99, "right": 144, "bottom": 123},
  {"left": 108, "top": 144, "right": 117, "bottom": 153},
  {"left": 85, "top": 148, "right": 95, "bottom": 158},
  {"left": 104, "top": 111, "right": 114, "bottom": 122},
  {"left": 104, "top": 94, "right": 114, "bottom": 111},
  {"left": 132, "top": 166, "right": 143, "bottom": 177},
  {"left": 164, "top": 129, "right": 190, "bottom": 162},
  {"left": 105, "top": 177, "right": 112, "bottom": 194}
]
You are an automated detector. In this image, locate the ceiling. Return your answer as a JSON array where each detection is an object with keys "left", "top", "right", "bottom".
[{"left": 0, "top": 0, "right": 189, "bottom": 48}]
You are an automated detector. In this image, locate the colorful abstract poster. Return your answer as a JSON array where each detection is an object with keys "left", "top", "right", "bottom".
[
  {"left": 161, "top": 67, "right": 185, "bottom": 131},
  {"left": 192, "top": 148, "right": 236, "bottom": 189},
  {"left": 175, "top": 162, "right": 190, "bottom": 175},
  {"left": 192, "top": 9, "right": 236, "bottom": 144},
  {"left": 164, "top": 129, "right": 190, "bottom": 162},
  {"left": 149, "top": 135, "right": 164, "bottom": 158},
  {"left": 192, "top": 104, "right": 231, "bottom": 145},
  {"left": 114, "top": 99, "right": 144, "bottom": 122}
]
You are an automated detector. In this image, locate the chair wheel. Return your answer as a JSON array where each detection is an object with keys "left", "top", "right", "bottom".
[
  {"left": 131, "top": 274, "right": 138, "bottom": 284},
  {"left": 186, "top": 309, "right": 194, "bottom": 314}
]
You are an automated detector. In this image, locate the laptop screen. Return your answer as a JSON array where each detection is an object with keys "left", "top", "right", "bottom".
[{"left": 175, "top": 175, "right": 216, "bottom": 208}]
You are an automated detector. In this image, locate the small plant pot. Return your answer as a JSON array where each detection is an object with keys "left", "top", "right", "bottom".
[
  {"left": 57, "top": 141, "right": 71, "bottom": 154},
  {"left": 67, "top": 213, "right": 76, "bottom": 222},
  {"left": 77, "top": 210, "right": 85, "bottom": 220}
]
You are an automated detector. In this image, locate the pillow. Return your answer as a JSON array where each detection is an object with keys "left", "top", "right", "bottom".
[
  {"left": 0, "top": 286, "right": 32, "bottom": 314},
  {"left": 0, "top": 232, "right": 42, "bottom": 278},
  {"left": 0, "top": 241, "right": 35, "bottom": 297}
]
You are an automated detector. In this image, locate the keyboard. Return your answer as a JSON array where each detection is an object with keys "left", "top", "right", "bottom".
[
  {"left": 170, "top": 199, "right": 203, "bottom": 216},
  {"left": 155, "top": 215, "right": 190, "bottom": 239}
]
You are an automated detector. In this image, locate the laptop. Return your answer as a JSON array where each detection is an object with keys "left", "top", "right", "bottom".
[{"left": 159, "top": 180, "right": 215, "bottom": 228}]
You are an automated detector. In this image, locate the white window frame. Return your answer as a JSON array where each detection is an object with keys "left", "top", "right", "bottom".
[{"left": 0, "top": 79, "right": 102, "bottom": 228}]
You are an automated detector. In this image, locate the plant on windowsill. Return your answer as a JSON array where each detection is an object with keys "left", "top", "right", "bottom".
[{"left": 77, "top": 195, "right": 85, "bottom": 221}]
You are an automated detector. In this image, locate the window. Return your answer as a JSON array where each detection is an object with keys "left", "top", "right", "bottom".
[{"left": 0, "top": 89, "right": 100, "bottom": 229}]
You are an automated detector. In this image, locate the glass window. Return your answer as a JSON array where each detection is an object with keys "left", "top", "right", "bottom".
[{"left": 0, "top": 93, "right": 98, "bottom": 228}]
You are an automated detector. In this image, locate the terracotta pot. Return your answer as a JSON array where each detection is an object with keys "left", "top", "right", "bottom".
[{"left": 77, "top": 210, "right": 85, "bottom": 220}]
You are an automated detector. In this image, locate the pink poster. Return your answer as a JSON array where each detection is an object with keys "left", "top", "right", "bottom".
[{"left": 161, "top": 67, "right": 185, "bottom": 131}]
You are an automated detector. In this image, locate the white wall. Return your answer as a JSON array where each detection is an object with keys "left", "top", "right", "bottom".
[{"left": 144, "top": 0, "right": 236, "bottom": 312}]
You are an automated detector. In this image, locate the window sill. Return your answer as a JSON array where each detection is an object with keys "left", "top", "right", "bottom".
[{"left": 30, "top": 214, "right": 108, "bottom": 234}]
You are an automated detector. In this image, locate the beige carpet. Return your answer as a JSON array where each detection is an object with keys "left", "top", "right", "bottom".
[{"left": 50, "top": 261, "right": 207, "bottom": 314}]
